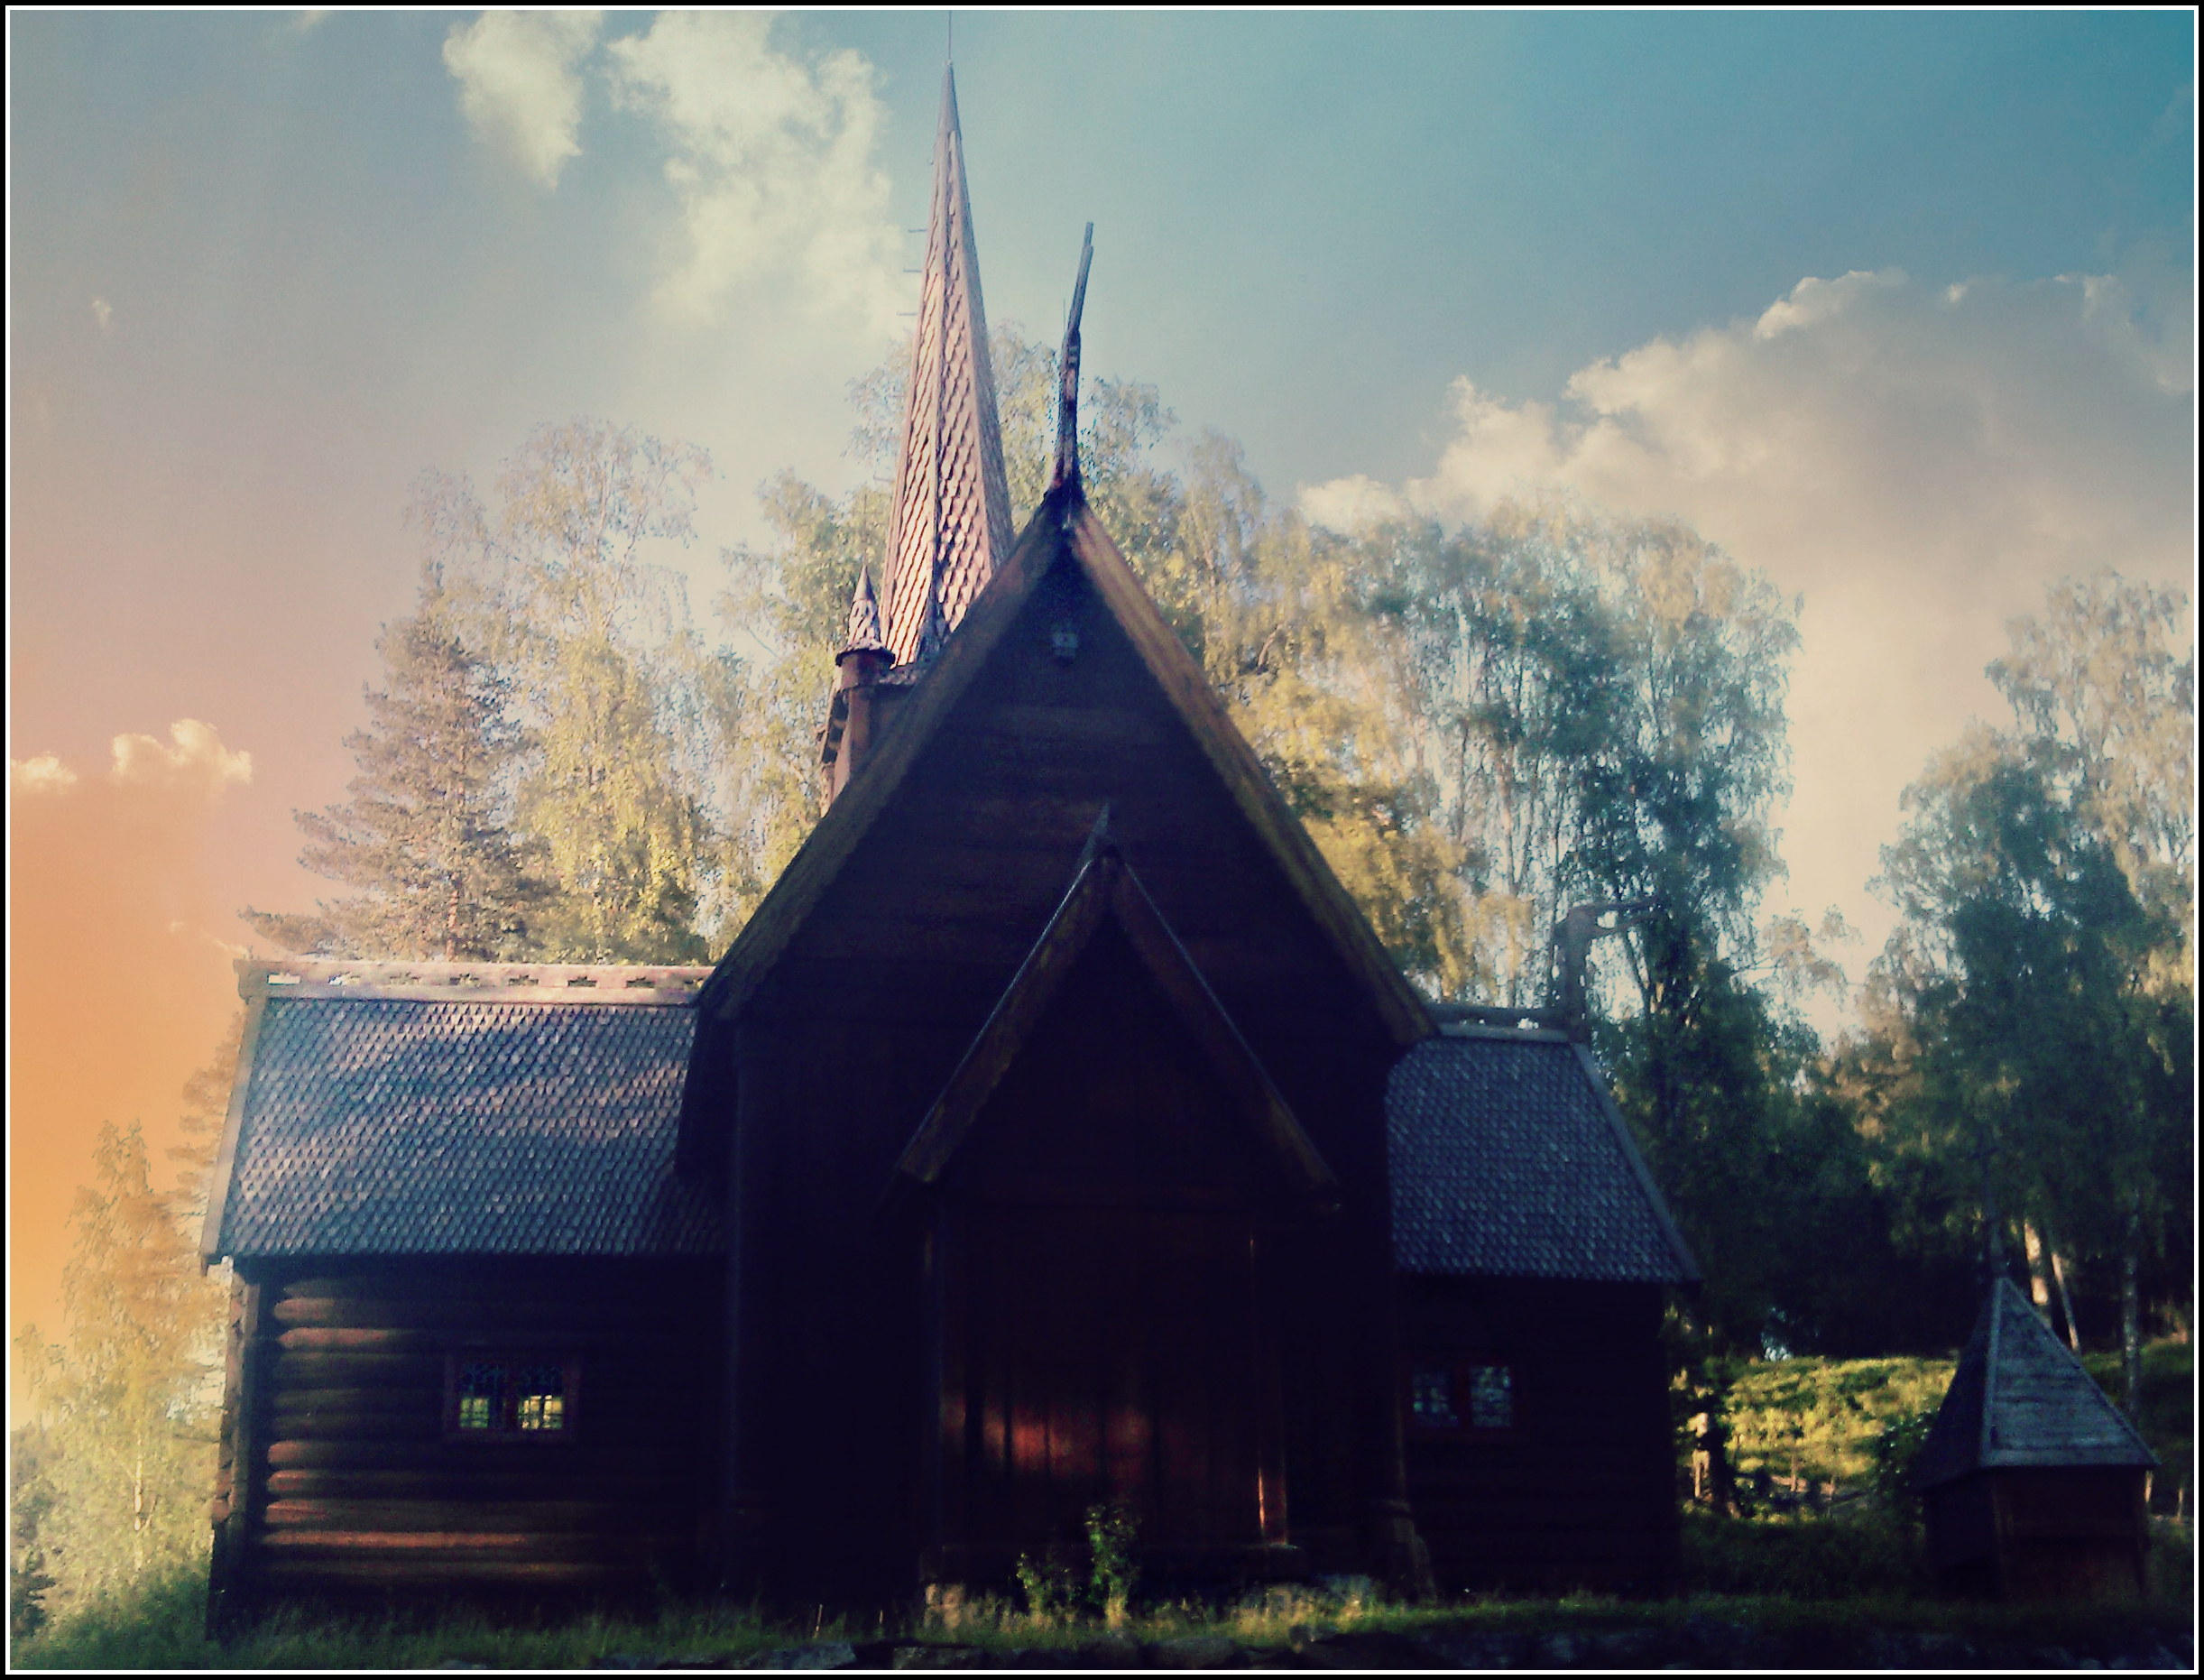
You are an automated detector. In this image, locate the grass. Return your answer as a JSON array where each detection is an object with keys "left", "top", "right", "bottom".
[
  {"left": 17, "top": 1340, "right": 2191, "bottom": 1667},
  {"left": 14, "top": 1533, "right": 2193, "bottom": 1671}
]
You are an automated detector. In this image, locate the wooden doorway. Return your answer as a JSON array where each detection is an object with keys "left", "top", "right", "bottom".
[{"left": 936, "top": 1199, "right": 1285, "bottom": 1566}]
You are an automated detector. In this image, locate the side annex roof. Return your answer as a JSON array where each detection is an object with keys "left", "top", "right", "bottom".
[
  {"left": 1387, "top": 1027, "right": 1699, "bottom": 1285},
  {"left": 203, "top": 961, "right": 721, "bottom": 1261}
]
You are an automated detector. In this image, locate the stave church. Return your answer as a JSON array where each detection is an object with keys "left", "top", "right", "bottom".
[{"left": 201, "top": 68, "right": 1698, "bottom": 1623}]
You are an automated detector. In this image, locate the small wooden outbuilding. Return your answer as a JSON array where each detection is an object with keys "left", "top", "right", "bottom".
[{"left": 1914, "top": 1277, "right": 2158, "bottom": 1601}]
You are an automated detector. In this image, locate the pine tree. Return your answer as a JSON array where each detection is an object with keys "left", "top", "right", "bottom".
[
  {"left": 419, "top": 420, "right": 724, "bottom": 962},
  {"left": 244, "top": 575, "right": 545, "bottom": 961}
]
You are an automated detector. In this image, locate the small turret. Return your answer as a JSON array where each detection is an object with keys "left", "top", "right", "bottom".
[{"left": 821, "top": 568, "right": 894, "bottom": 805}]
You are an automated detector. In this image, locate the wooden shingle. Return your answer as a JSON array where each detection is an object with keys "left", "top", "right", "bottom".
[{"left": 1914, "top": 1278, "right": 2158, "bottom": 1490}]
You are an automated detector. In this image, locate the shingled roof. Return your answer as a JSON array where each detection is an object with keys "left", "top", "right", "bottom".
[
  {"left": 1386, "top": 1027, "right": 1699, "bottom": 1284},
  {"left": 1913, "top": 1277, "right": 2159, "bottom": 1491},
  {"left": 882, "top": 63, "right": 1014, "bottom": 668},
  {"left": 203, "top": 962, "right": 721, "bottom": 1261}
]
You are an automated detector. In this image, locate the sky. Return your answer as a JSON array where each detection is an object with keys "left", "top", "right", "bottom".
[{"left": 8, "top": 11, "right": 2196, "bottom": 1349}]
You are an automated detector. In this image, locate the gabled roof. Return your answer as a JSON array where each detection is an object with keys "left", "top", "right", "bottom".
[
  {"left": 891, "top": 815, "right": 1336, "bottom": 1205},
  {"left": 696, "top": 485, "right": 1434, "bottom": 1054},
  {"left": 882, "top": 64, "right": 1014, "bottom": 668},
  {"left": 204, "top": 962, "right": 720, "bottom": 1261},
  {"left": 1914, "top": 1277, "right": 2159, "bottom": 1491},
  {"left": 1386, "top": 1027, "right": 1700, "bottom": 1285}
]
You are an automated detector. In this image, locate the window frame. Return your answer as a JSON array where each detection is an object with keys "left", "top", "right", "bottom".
[
  {"left": 1402, "top": 1351, "right": 1518, "bottom": 1440},
  {"left": 441, "top": 1352, "right": 583, "bottom": 1446}
]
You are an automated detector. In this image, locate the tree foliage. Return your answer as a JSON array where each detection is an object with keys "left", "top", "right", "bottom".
[
  {"left": 244, "top": 580, "right": 543, "bottom": 961},
  {"left": 425, "top": 420, "right": 731, "bottom": 962},
  {"left": 1858, "top": 573, "right": 2194, "bottom": 1397},
  {"left": 13, "top": 1121, "right": 222, "bottom": 1630}
]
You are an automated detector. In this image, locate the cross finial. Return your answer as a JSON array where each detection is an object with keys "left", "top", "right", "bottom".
[{"left": 1048, "top": 224, "right": 1095, "bottom": 494}]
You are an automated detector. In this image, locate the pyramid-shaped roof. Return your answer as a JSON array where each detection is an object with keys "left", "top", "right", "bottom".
[
  {"left": 1913, "top": 1277, "right": 2158, "bottom": 1491},
  {"left": 881, "top": 65, "right": 1014, "bottom": 669}
]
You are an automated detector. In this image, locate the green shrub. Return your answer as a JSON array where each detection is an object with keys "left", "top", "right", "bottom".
[
  {"left": 1012, "top": 1548, "right": 1080, "bottom": 1622},
  {"left": 1680, "top": 1508, "right": 1929, "bottom": 1599},
  {"left": 1872, "top": 1407, "right": 1938, "bottom": 1513},
  {"left": 1084, "top": 1501, "right": 1140, "bottom": 1621}
]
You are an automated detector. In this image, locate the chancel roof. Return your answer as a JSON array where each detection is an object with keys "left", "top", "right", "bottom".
[
  {"left": 204, "top": 963, "right": 721, "bottom": 1260},
  {"left": 882, "top": 65, "right": 1014, "bottom": 669},
  {"left": 1387, "top": 1028, "right": 1699, "bottom": 1285},
  {"left": 1913, "top": 1277, "right": 2158, "bottom": 1491}
]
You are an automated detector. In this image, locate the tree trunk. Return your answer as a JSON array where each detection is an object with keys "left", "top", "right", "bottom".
[
  {"left": 2120, "top": 1197, "right": 2144, "bottom": 1421},
  {"left": 2024, "top": 1222, "right": 2054, "bottom": 1317},
  {"left": 2046, "top": 1230, "right": 2080, "bottom": 1352}
]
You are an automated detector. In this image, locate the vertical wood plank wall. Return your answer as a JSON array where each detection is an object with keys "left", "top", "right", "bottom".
[
  {"left": 1928, "top": 1468, "right": 2150, "bottom": 1601},
  {"left": 1399, "top": 1277, "right": 1676, "bottom": 1592},
  {"left": 217, "top": 1258, "right": 720, "bottom": 1618},
  {"left": 729, "top": 555, "right": 1408, "bottom": 1595}
]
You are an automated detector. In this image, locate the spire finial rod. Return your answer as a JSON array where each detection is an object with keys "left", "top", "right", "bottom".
[{"left": 1048, "top": 224, "right": 1094, "bottom": 494}]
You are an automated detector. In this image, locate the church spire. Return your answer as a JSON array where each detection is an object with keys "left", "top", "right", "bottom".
[{"left": 881, "top": 64, "right": 1013, "bottom": 669}]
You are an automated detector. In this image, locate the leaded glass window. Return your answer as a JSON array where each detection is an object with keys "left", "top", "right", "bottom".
[
  {"left": 456, "top": 1361, "right": 503, "bottom": 1431},
  {"left": 1409, "top": 1362, "right": 1460, "bottom": 1430},
  {"left": 1469, "top": 1364, "right": 1513, "bottom": 1429},
  {"left": 444, "top": 1355, "right": 578, "bottom": 1442},
  {"left": 513, "top": 1363, "right": 566, "bottom": 1432}
]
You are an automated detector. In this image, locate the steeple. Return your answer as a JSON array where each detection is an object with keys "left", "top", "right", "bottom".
[{"left": 881, "top": 65, "right": 1013, "bottom": 669}]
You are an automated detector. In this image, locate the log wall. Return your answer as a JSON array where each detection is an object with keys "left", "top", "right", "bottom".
[
  {"left": 1399, "top": 1277, "right": 1676, "bottom": 1593},
  {"left": 212, "top": 1257, "right": 721, "bottom": 1621}
]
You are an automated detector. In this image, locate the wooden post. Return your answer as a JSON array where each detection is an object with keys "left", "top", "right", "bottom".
[{"left": 206, "top": 1274, "right": 263, "bottom": 1637}]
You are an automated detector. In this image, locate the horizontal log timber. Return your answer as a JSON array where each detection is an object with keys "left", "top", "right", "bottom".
[
  {"left": 264, "top": 1440, "right": 687, "bottom": 1472},
  {"left": 266, "top": 1469, "right": 685, "bottom": 1500},
  {"left": 272, "top": 1300, "right": 700, "bottom": 1334},
  {"left": 270, "top": 1384, "right": 705, "bottom": 1428},
  {"left": 251, "top": 1558, "right": 657, "bottom": 1588},
  {"left": 256, "top": 1529, "right": 684, "bottom": 1562},
  {"left": 272, "top": 1314, "right": 705, "bottom": 1358},
  {"left": 263, "top": 1265, "right": 714, "bottom": 1304},
  {"left": 263, "top": 1499, "right": 688, "bottom": 1533}
]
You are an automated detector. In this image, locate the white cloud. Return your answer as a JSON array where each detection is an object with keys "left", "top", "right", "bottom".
[
  {"left": 442, "top": 11, "right": 604, "bottom": 190},
  {"left": 90, "top": 296, "right": 112, "bottom": 331},
  {"left": 108, "top": 719, "right": 254, "bottom": 795},
  {"left": 606, "top": 12, "right": 899, "bottom": 332},
  {"left": 1296, "top": 473, "right": 1409, "bottom": 534},
  {"left": 1302, "top": 263, "right": 2196, "bottom": 1022},
  {"left": 11, "top": 753, "right": 79, "bottom": 794}
]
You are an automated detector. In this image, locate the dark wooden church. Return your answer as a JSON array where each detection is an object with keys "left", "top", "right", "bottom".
[{"left": 201, "top": 69, "right": 1697, "bottom": 1622}]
